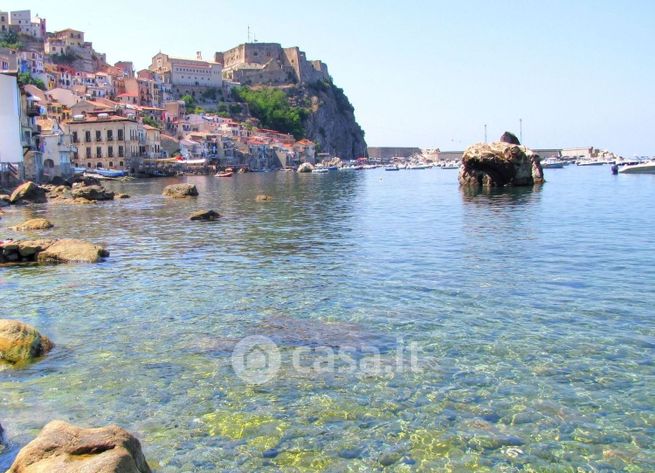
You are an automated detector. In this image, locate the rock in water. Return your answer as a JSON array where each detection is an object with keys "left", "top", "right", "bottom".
[
  {"left": 36, "top": 239, "right": 109, "bottom": 264},
  {"left": 7, "top": 420, "right": 152, "bottom": 473},
  {"left": 255, "top": 194, "right": 273, "bottom": 202},
  {"left": 459, "top": 140, "right": 544, "bottom": 187},
  {"left": 9, "top": 218, "right": 54, "bottom": 231},
  {"left": 9, "top": 182, "right": 47, "bottom": 204},
  {"left": 162, "top": 184, "right": 199, "bottom": 198},
  {"left": 189, "top": 209, "right": 221, "bottom": 221},
  {"left": 71, "top": 185, "right": 115, "bottom": 201},
  {"left": 297, "top": 163, "right": 314, "bottom": 173},
  {"left": 0, "top": 319, "right": 54, "bottom": 364}
]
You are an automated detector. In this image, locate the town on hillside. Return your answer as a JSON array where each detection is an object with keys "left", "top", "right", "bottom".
[{"left": 0, "top": 9, "right": 330, "bottom": 185}]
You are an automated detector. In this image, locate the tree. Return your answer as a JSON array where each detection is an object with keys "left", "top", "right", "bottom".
[
  {"left": 17, "top": 72, "right": 46, "bottom": 91},
  {"left": 181, "top": 94, "right": 196, "bottom": 110},
  {"left": 0, "top": 30, "right": 20, "bottom": 49}
]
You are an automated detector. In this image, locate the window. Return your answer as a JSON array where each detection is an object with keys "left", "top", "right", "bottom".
[
  {"left": 72, "top": 131, "right": 78, "bottom": 143},
  {"left": 108, "top": 146, "right": 113, "bottom": 158},
  {"left": 85, "top": 131, "right": 91, "bottom": 142},
  {"left": 85, "top": 147, "right": 91, "bottom": 158},
  {"left": 109, "top": 161, "right": 113, "bottom": 167},
  {"left": 107, "top": 130, "right": 113, "bottom": 141},
  {"left": 119, "top": 161, "right": 124, "bottom": 167},
  {"left": 96, "top": 147, "right": 102, "bottom": 158},
  {"left": 95, "top": 130, "right": 102, "bottom": 141},
  {"left": 87, "top": 162, "right": 91, "bottom": 168},
  {"left": 118, "top": 146, "right": 124, "bottom": 157},
  {"left": 117, "top": 128, "right": 124, "bottom": 141}
]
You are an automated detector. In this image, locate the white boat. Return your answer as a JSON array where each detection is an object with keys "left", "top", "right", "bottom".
[
  {"left": 407, "top": 163, "right": 431, "bottom": 170},
  {"left": 618, "top": 161, "right": 655, "bottom": 174},
  {"left": 313, "top": 167, "right": 329, "bottom": 174},
  {"left": 440, "top": 161, "right": 459, "bottom": 169},
  {"left": 541, "top": 158, "right": 565, "bottom": 169},
  {"left": 576, "top": 160, "right": 604, "bottom": 166},
  {"left": 385, "top": 164, "right": 399, "bottom": 171}
]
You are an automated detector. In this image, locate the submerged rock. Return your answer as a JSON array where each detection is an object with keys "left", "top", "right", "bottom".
[
  {"left": 459, "top": 134, "right": 544, "bottom": 187},
  {"left": 36, "top": 239, "right": 109, "bottom": 264},
  {"left": 255, "top": 194, "right": 273, "bottom": 202},
  {"left": 0, "top": 319, "right": 54, "bottom": 364},
  {"left": 9, "top": 182, "right": 47, "bottom": 204},
  {"left": 162, "top": 183, "right": 198, "bottom": 198},
  {"left": 189, "top": 209, "right": 221, "bottom": 221},
  {"left": 7, "top": 420, "right": 152, "bottom": 473},
  {"left": 115, "top": 193, "right": 130, "bottom": 199},
  {"left": 9, "top": 218, "right": 54, "bottom": 231}
]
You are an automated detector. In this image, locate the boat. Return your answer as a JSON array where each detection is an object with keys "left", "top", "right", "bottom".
[
  {"left": 407, "top": 163, "right": 431, "bottom": 170},
  {"left": 541, "top": 158, "right": 565, "bottom": 169},
  {"left": 576, "top": 160, "right": 604, "bottom": 166},
  {"left": 385, "top": 164, "right": 400, "bottom": 171},
  {"left": 215, "top": 171, "right": 233, "bottom": 177},
  {"left": 618, "top": 161, "right": 655, "bottom": 174},
  {"left": 313, "top": 167, "right": 329, "bottom": 174},
  {"left": 84, "top": 169, "right": 127, "bottom": 180},
  {"left": 328, "top": 166, "right": 339, "bottom": 171},
  {"left": 440, "top": 161, "right": 459, "bottom": 169}
]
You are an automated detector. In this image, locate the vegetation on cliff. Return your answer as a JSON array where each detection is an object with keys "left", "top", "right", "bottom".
[{"left": 233, "top": 86, "right": 308, "bottom": 139}]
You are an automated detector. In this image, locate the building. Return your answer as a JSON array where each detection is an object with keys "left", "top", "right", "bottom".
[
  {"left": 17, "top": 50, "right": 45, "bottom": 81},
  {"left": 217, "top": 43, "right": 329, "bottom": 85},
  {"left": 367, "top": 147, "right": 421, "bottom": 163},
  {"left": 149, "top": 52, "right": 222, "bottom": 89},
  {"left": 51, "top": 29, "right": 85, "bottom": 51},
  {"left": 0, "top": 47, "right": 17, "bottom": 72},
  {"left": 0, "top": 11, "right": 9, "bottom": 34},
  {"left": 114, "top": 61, "right": 134, "bottom": 78},
  {"left": 8, "top": 10, "right": 46, "bottom": 39},
  {"left": 0, "top": 73, "right": 24, "bottom": 186},
  {"left": 40, "top": 121, "right": 74, "bottom": 181},
  {"left": 143, "top": 125, "right": 161, "bottom": 158},
  {"left": 64, "top": 114, "right": 148, "bottom": 172}
]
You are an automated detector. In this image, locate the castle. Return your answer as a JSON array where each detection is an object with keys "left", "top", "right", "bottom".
[{"left": 215, "top": 43, "right": 330, "bottom": 86}]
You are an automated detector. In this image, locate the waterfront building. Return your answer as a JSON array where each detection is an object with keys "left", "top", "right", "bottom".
[{"left": 0, "top": 73, "right": 23, "bottom": 186}]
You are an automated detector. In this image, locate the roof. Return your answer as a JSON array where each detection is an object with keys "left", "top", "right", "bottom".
[
  {"left": 143, "top": 125, "right": 159, "bottom": 131},
  {"left": 66, "top": 116, "right": 136, "bottom": 124}
]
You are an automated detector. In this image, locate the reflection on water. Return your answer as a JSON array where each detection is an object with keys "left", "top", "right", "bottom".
[{"left": 1, "top": 167, "right": 654, "bottom": 471}]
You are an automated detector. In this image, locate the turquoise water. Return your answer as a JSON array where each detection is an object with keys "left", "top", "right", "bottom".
[{"left": 1, "top": 167, "right": 654, "bottom": 471}]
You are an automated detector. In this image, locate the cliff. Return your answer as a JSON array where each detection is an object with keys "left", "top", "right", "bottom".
[{"left": 301, "top": 80, "right": 367, "bottom": 160}]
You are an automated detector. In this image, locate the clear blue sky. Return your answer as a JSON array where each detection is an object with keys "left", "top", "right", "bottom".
[{"left": 5, "top": 0, "right": 654, "bottom": 156}]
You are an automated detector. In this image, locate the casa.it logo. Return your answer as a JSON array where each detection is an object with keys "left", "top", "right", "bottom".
[{"left": 231, "top": 335, "right": 281, "bottom": 385}]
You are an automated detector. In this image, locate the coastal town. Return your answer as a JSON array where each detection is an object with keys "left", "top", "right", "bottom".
[{"left": 0, "top": 8, "right": 333, "bottom": 185}]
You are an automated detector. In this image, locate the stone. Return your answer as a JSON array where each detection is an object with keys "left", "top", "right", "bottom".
[
  {"left": 189, "top": 209, "right": 221, "bottom": 221},
  {"left": 36, "top": 239, "right": 109, "bottom": 264},
  {"left": 297, "top": 162, "right": 314, "bottom": 173},
  {"left": 71, "top": 185, "right": 115, "bottom": 201},
  {"left": 7, "top": 420, "right": 152, "bottom": 473},
  {"left": 115, "top": 193, "right": 130, "bottom": 199},
  {"left": 255, "top": 194, "right": 273, "bottom": 202},
  {"left": 9, "top": 218, "right": 54, "bottom": 231},
  {"left": 49, "top": 175, "right": 67, "bottom": 186},
  {"left": 500, "top": 131, "right": 521, "bottom": 145},
  {"left": 0, "top": 319, "right": 54, "bottom": 364},
  {"left": 0, "top": 196, "right": 10, "bottom": 208},
  {"left": 18, "top": 240, "right": 55, "bottom": 257},
  {"left": 9, "top": 182, "right": 47, "bottom": 204},
  {"left": 162, "top": 183, "right": 199, "bottom": 198},
  {"left": 72, "top": 175, "right": 100, "bottom": 187},
  {"left": 458, "top": 136, "right": 544, "bottom": 188}
]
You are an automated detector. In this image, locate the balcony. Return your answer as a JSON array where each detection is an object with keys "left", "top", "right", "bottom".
[{"left": 26, "top": 103, "right": 41, "bottom": 117}]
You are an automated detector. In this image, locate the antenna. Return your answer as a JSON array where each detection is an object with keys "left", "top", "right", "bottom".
[
  {"left": 247, "top": 25, "right": 251, "bottom": 43},
  {"left": 484, "top": 124, "right": 487, "bottom": 143}
]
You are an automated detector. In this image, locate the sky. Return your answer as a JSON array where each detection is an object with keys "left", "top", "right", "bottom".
[{"left": 3, "top": 0, "right": 654, "bottom": 156}]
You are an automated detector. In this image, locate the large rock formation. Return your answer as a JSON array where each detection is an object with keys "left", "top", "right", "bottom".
[
  {"left": 71, "top": 184, "right": 115, "bottom": 201},
  {"left": 0, "top": 319, "right": 54, "bottom": 364},
  {"left": 36, "top": 239, "right": 109, "bottom": 264},
  {"left": 7, "top": 420, "right": 152, "bottom": 473},
  {"left": 189, "top": 209, "right": 221, "bottom": 221},
  {"left": 162, "top": 183, "right": 199, "bottom": 198},
  {"left": 9, "top": 182, "right": 47, "bottom": 204},
  {"left": 459, "top": 134, "right": 544, "bottom": 187},
  {"left": 301, "top": 81, "right": 367, "bottom": 160}
]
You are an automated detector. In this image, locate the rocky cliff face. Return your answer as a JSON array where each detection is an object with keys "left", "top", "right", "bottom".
[{"left": 292, "top": 81, "right": 368, "bottom": 160}]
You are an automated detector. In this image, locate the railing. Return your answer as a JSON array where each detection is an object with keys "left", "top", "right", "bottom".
[{"left": 26, "top": 103, "right": 41, "bottom": 117}]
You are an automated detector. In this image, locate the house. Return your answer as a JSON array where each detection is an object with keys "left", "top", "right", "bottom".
[
  {"left": 0, "top": 47, "right": 17, "bottom": 73},
  {"left": 0, "top": 73, "right": 24, "bottom": 185},
  {"left": 51, "top": 29, "right": 85, "bottom": 50},
  {"left": 0, "top": 11, "right": 9, "bottom": 34},
  {"left": 39, "top": 120, "right": 75, "bottom": 181},
  {"left": 143, "top": 125, "right": 161, "bottom": 158},
  {"left": 8, "top": 10, "right": 46, "bottom": 40},
  {"left": 64, "top": 113, "right": 148, "bottom": 172}
]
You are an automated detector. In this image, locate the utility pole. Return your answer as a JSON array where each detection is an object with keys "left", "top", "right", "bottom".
[
  {"left": 247, "top": 25, "right": 251, "bottom": 43},
  {"left": 519, "top": 118, "right": 523, "bottom": 143},
  {"left": 484, "top": 124, "right": 487, "bottom": 143}
]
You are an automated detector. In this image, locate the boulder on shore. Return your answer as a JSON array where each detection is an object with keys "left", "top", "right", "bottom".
[
  {"left": 255, "top": 194, "right": 273, "bottom": 202},
  {"left": 7, "top": 420, "right": 152, "bottom": 473},
  {"left": 71, "top": 184, "right": 115, "bottom": 201},
  {"left": 162, "top": 183, "right": 199, "bottom": 198},
  {"left": 36, "top": 239, "right": 109, "bottom": 264},
  {"left": 189, "top": 209, "right": 221, "bottom": 221},
  {"left": 9, "top": 218, "right": 54, "bottom": 231},
  {"left": 9, "top": 182, "right": 47, "bottom": 204},
  {"left": 458, "top": 134, "right": 544, "bottom": 188},
  {"left": 297, "top": 162, "right": 314, "bottom": 173},
  {"left": 0, "top": 319, "right": 54, "bottom": 364}
]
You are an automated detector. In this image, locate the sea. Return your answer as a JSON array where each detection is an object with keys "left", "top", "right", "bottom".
[{"left": 1, "top": 165, "right": 654, "bottom": 472}]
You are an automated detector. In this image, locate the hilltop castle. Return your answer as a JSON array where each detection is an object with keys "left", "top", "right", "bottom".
[{"left": 215, "top": 43, "right": 330, "bottom": 86}]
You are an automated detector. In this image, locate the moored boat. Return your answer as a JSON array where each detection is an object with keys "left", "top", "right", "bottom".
[
  {"left": 541, "top": 158, "right": 565, "bottom": 169},
  {"left": 385, "top": 164, "right": 400, "bottom": 171},
  {"left": 618, "top": 161, "right": 655, "bottom": 174}
]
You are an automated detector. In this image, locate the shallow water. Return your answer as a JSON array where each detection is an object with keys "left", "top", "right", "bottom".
[{"left": 1, "top": 166, "right": 654, "bottom": 471}]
